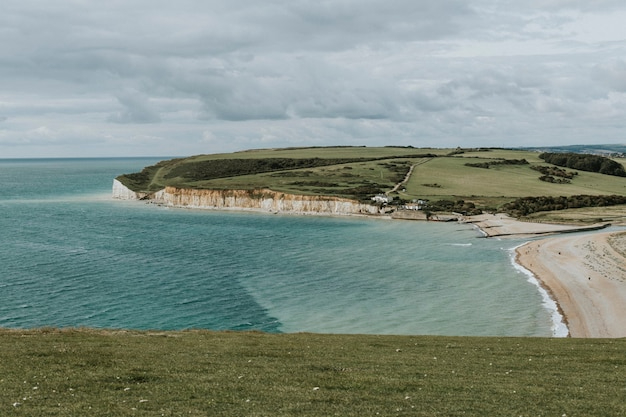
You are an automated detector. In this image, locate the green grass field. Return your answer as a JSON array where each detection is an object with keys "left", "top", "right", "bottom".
[
  {"left": 403, "top": 154, "right": 626, "bottom": 204},
  {"left": 2, "top": 329, "right": 625, "bottom": 416}
]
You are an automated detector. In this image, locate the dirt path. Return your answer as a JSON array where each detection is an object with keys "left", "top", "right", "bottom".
[{"left": 389, "top": 157, "right": 433, "bottom": 194}]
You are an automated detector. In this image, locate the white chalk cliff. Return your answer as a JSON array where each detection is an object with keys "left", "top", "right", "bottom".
[{"left": 112, "top": 179, "right": 381, "bottom": 215}]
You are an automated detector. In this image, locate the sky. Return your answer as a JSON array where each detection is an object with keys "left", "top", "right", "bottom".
[{"left": 1, "top": 1, "right": 626, "bottom": 158}]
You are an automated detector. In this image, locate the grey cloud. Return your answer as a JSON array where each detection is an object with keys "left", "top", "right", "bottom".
[
  {"left": 593, "top": 60, "right": 626, "bottom": 92},
  {"left": 0, "top": 1, "right": 489, "bottom": 126},
  {"left": 254, "top": 1, "right": 476, "bottom": 50},
  {"left": 107, "top": 92, "right": 161, "bottom": 124},
  {"left": 1, "top": 0, "right": 626, "bottom": 157},
  {"left": 524, "top": 0, "right": 626, "bottom": 11}
]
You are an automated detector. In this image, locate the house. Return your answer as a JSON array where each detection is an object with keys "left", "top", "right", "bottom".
[
  {"left": 371, "top": 194, "right": 392, "bottom": 204},
  {"left": 404, "top": 199, "right": 427, "bottom": 210}
]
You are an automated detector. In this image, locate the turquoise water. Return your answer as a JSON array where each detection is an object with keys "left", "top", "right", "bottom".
[{"left": 0, "top": 158, "right": 554, "bottom": 336}]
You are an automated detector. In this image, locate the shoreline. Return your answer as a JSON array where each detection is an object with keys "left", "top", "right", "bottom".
[
  {"left": 471, "top": 213, "right": 626, "bottom": 338},
  {"left": 514, "top": 231, "right": 626, "bottom": 338},
  {"left": 508, "top": 245, "right": 569, "bottom": 337}
]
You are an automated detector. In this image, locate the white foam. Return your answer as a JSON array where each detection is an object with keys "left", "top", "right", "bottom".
[
  {"left": 473, "top": 224, "right": 487, "bottom": 237},
  {"left": 508, "top": 243, "right": 569, "bottom": 338}
]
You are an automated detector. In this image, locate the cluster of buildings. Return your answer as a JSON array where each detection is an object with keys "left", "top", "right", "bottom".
[{"left": 371, "top": 194, "right": 427, "bottom": 210}]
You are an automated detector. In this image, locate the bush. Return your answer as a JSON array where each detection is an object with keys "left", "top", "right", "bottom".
[{"left": 465, "top": 159, "right": 528, "bottom": 169}]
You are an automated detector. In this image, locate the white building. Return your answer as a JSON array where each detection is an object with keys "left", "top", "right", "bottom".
[{"left": 371, "top": 194, "right": 392, "bottom": 204}]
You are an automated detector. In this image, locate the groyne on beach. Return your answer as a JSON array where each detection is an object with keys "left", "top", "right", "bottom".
[{"left": 468, "top": 213, "right": 611, "bottom": 238}]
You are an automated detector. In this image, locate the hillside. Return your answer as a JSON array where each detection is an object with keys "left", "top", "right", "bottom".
[
  {"left": 523, "top": 143, "right": 626, "bottom": 157},
  {"left": 2, "top": 328, "right": 624, "bottom": 416},
  {"left": 115, "top": 146, "right": 626, "bottom": 218}
]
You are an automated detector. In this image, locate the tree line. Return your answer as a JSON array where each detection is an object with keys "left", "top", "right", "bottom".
[
  {"left": 539, "top": 152, "right": 626, "bottom": 177},
  {"left": 464, "top": 159, "right": 529, "bottom": 169},
  {"left": 501, "top": 194, "right": 626, "bottom": 216}
]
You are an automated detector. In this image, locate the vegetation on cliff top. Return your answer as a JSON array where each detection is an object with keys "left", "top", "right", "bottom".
[
  {"left": 117, "top": 147, "right": 443, "bottom": 200},
  {"left": 116, "top": 146, "right": 626, "bottom": 217},
  {"left": 2, "top": 328, "right": 625, "bottom": 416}
]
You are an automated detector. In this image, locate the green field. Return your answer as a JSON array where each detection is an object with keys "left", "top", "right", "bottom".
[
  {"left": 404, "top": 150, "right": 626, "bottom": 209},
  {"left": 2, "top": 329, "right": 625, "bottom": 416}
]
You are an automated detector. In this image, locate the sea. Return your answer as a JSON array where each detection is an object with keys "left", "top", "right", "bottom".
[{"left": 0, "top": 157, "right": 562, "bottom": 337}]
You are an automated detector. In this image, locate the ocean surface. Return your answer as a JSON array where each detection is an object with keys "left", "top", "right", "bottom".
[{"left": 0, "top": 158, "right": 558, "bottom": 336}]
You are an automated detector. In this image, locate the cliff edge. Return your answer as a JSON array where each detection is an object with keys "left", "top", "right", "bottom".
[{"left": 112, "top": 179, "right": 381, "bottom": 216}]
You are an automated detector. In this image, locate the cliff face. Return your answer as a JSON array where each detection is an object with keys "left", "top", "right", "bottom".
[
  {"left": 112, "top": 180, "right": 381, "bottom": 215},
  {"left": 112, "top": 179, "right": 150, "bottom": 200}
]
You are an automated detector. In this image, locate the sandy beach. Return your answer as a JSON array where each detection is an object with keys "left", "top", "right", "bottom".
[
  {"left": 515, "top": 232, "right": 626, "bottom": 337},
  {"left": 468, "top": 213, "right": 611, "bottom": 237},
  {"left": 470, "top": 214, "right": 626, "bottom": 337}
]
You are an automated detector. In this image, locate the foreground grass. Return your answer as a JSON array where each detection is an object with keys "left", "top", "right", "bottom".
[{"left": 2, "top": 329, "right": 625, "bottom": 416}]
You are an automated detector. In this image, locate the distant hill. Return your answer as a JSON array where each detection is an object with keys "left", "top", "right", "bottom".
[{"left": 520, "top": 144, "right": 626, "bottom": 157}]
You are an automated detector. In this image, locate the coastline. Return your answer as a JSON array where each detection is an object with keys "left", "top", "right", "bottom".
[
  {"left": 114, "top": 179, "right": 626, "bottom": 337},
  {"left": 508, "top": 245, "right": 569, "bottom": 338},
  {"left": 112, "top": 180, "right": 388, "bottom": 218}
]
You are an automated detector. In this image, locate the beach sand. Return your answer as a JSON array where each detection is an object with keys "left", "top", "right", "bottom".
[
  {"left": 516, "top": 232, "right": 626, "bottom": 337},
  {"left": 469, "top": 214, "right": 626, "bottom": 337},
  {"left": 468, "top": 213, "right": 610, "bottom": 237}
]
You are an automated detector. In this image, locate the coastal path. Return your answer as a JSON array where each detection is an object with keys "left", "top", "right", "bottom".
[{"left": 389, "top": 157, "right": 433, "bottom": 194}]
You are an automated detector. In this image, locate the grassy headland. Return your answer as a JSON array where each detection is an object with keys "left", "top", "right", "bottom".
[
  {"left": 117, "top": 146, "right": 445, "bottom": 201},
  {"left": 116, "top": 146, "right": 626, "bottom": 219},
  {"left": 2, "top": 328, "right": 625, "bottom": 416}
]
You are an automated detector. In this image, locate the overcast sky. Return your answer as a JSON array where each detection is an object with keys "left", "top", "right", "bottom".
[{"left": 2, "top": 1, "right": 626, "bottom": 157}]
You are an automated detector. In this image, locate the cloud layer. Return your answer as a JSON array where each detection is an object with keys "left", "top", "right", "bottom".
[{"left": 1, "top": 1, "right": 626, "bottom": 157}]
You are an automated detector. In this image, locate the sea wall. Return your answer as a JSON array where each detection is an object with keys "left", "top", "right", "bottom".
[{"left": 113, "top": 180, "right": 381, "bottom": 216}]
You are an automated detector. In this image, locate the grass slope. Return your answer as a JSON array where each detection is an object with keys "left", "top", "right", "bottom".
[
  {"left": 117, "top": 147, "right": 447, "bottom": 199},
  {"left": 1, "top": 329, "right": 625, "bottom": 416}
]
